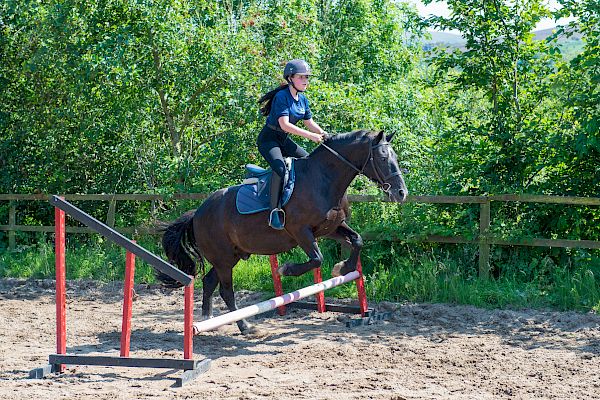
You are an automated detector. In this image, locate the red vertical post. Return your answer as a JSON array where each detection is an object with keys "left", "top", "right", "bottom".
[
  {"left": 120, "top": 245, "right": 136, "bottom": 357},
  {"left": 184, "top": 281, "right": 194, "bottom": 359},
  {"left": 312, "top": 268, "right": 326, "bottom": 313},
  {"left": 269, "top": 255, "right": 286, "bottom": 316},
  {"left": 355, "top": 256, "right": 369, "bottom": 316},
  {"left": 55, "top": 205, "right": 66, "bottom": 372}
]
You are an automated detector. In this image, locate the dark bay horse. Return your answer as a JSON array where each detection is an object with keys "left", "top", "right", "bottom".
[{"left": 160, "top": 130, "right": 407, "bottom": 333}]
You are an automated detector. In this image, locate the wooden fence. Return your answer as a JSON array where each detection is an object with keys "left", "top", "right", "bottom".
[{"left": 1, "top": 193, "right": 599, "bottom": 279}]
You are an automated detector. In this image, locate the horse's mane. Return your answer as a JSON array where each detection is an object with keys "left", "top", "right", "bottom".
[{"left": 309, "top": 129, "right": 373, "bottom": 156}]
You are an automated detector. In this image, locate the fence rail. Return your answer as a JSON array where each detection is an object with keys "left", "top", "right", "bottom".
[{"left": 1, "top": 193, "right": 599, "bottom": 279}]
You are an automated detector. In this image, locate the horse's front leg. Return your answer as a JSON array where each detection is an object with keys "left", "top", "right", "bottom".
[
  {"left": 327, "top": 222, "right": 363, "bottom": 277},
  {"left": 278, "top": 227, "right": 323, "bottom": 277}
]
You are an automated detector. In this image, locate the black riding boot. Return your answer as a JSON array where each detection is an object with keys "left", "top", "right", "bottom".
[{"left": 268, "top": 173, "right": 285, "bottom": 230}]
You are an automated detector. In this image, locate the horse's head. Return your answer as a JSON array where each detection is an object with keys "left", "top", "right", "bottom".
[{"left": 362, "top": 130, "right": 408, "bottom": 203}]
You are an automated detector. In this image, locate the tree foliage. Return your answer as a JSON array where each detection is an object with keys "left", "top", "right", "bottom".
[
  {"left": 1, "top": 0, "right": 424, "bottom": 196},
  {"left": 0, "top": 0, "right": 598, "bottom": 275},
  {"left": 417, "top": 0, "right": 599, "bottom": 248}
]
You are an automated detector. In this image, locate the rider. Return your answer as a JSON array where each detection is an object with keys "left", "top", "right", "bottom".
[{"left": 257, "top": 59, "right": 326, "bottom": 230}]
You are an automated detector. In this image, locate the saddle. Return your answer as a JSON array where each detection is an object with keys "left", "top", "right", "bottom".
[{"left": 236, "top": 158, "right": 296, "bottom": 215}]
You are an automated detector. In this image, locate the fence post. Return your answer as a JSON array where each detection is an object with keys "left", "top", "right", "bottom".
[
  {"left": 106, "top": 198, "right": 117, "bottom": 227},
  {"left": 478, "top": 200, "right": 491, "bottom": 279},
  {"left": 8, "top": 201, "right": 16, "bottom": 250}
]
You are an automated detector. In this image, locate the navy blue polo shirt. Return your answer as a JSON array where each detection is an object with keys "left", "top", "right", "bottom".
[{"left": 266, "top": 87, "right": 313, "bottom": 130}]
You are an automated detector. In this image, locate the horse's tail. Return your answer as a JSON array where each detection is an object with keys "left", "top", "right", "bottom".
[{"left": 156, "top": 210, "right": 206, "bottom": 288}]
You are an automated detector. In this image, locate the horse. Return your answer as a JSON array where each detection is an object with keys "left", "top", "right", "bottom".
[{"left": 159, "top": 129, "right": 408, "bottom": 334}]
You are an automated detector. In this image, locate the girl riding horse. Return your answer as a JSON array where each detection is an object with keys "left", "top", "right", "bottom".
[{"left": 257, "top": 59, "right": 327, "bottom": 230}]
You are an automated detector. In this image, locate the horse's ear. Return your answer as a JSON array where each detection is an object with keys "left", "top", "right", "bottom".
[
  {"left": 386, "top": 132, "right": 395, "bottom": 142},
  {"left": 375, "top": 130, "right": 385, "bottom": 143}
]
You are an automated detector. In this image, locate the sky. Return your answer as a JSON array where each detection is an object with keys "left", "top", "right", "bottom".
[{"left": 408, "top": 0, "right": 577, "bottom": 32}]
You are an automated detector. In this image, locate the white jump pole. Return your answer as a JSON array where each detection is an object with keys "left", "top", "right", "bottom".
[{"left": 193, "top": 270, "right": 361, "bottom": 334}]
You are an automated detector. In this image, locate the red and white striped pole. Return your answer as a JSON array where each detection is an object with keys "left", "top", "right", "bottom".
[
  {"left": 194, "top": 271, "right": 360, "bottom": 334},
  {"left": 270, "top": 255, "right": 327, "bottom": 314}
]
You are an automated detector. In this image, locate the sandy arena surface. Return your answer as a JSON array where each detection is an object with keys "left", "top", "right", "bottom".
[{"left": 0, "top": 278, "right": 599, "bottom": 399}]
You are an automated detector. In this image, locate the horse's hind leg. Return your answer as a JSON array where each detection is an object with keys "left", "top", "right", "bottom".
[
  {"left": 328, "top": 222, "right": 363, "bottom": 277},
  {"left": 201, "top": 267, "right": 218, "bottom": 320},
  {"left": 214, "top": 262, "right": 256, "bottom": 334}
]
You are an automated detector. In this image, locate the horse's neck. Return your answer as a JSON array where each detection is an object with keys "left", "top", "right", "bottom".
[{"left": 306, "top": 142, "right": 366, "bottom": 204}]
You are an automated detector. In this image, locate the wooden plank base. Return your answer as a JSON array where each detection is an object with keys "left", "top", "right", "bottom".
[
  {"left": 48, "top": 354, "right": 206, "bottom": 370},
  {"left": 30, "top": 356, "right": 211, "bottom": 387}
]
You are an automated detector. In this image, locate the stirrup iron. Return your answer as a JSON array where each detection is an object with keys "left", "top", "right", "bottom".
[{"left": 268, "top": 208, "right": 286, "bottom": 229}]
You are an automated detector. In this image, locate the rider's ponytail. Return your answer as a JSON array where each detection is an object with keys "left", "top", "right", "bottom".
[{"left": 258, "top": 84, "right": 288, "bottom": 116}]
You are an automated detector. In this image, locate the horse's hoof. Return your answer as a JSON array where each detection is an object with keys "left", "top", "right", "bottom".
[
  {"left": 332, "top": 261, "right": 344, "bottom": 277},
  {"left": 241, "top": 326, "right": 264, "bottom": 337},
  {"left": 240, "top": 322, "right": 260, "bottom": 336},
  {"left": 333, "top": 261, "right": 356, "bottom": 277},
  {"left": 277, "top": 263, "right": 290, "bottom": 276}
]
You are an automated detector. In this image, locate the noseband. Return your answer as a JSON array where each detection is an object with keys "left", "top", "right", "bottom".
[{"left": 320, "top": 139, "right": 402, "bottom": 194}]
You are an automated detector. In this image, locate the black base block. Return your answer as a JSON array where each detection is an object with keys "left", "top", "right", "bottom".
[
  {"left": 287, "top": 301, "right": 372, "bottom": 316},
  {"left": 345, "top": 311, "right": 393, "bottom": 328}
]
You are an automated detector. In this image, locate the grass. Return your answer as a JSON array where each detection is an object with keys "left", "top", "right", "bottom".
[
  {"left": 1, "top": 237, "right": 599, "bottom": 313},
  {"left": 0, "top": 236, "right": 158, "bottom": 283}
]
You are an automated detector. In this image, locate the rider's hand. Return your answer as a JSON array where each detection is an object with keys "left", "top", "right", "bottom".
[{"left": 313, "top": 133, "right": 324, "bottom": 143}]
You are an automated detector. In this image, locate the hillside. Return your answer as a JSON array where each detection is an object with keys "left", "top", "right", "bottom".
[{"left": 424, "top": 26, "right": 584, "bottom": 59}]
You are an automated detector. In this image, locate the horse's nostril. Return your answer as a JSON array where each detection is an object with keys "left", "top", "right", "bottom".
[{"left": 398, "top": 189, "right": 407, "bottom": 202}]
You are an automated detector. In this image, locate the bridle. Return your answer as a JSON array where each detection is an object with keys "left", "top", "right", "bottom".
[{"left": 320, "top": 139, "right": 402, "bottom": 194}]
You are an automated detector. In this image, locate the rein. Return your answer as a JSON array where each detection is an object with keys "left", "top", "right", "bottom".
[{"left": 320, "top": 139, "right": 401, "bottom": 193}]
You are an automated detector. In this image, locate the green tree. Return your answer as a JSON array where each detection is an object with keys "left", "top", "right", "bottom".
[
  {"left": 423, "top": 0, "right": 561, "bottom": 194},
  {"left": 319, "top": 0, "right": 420, "bottom": 84},
  {"left": 549, "top": 0, "right": 600, "bottom": 197}
]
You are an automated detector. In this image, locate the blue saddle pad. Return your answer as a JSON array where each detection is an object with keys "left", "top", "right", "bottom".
[{"left": 236, "top": 160, "right": 296, "bottom": 215}]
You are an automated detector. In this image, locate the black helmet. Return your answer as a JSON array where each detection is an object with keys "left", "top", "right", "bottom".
[{"left": 283, "top": 59, "right": 312, "bottom": 80}]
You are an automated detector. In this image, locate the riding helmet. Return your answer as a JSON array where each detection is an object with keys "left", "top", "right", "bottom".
[{"left": 283, "top": 59, "right": 312, "bottom": 80}]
